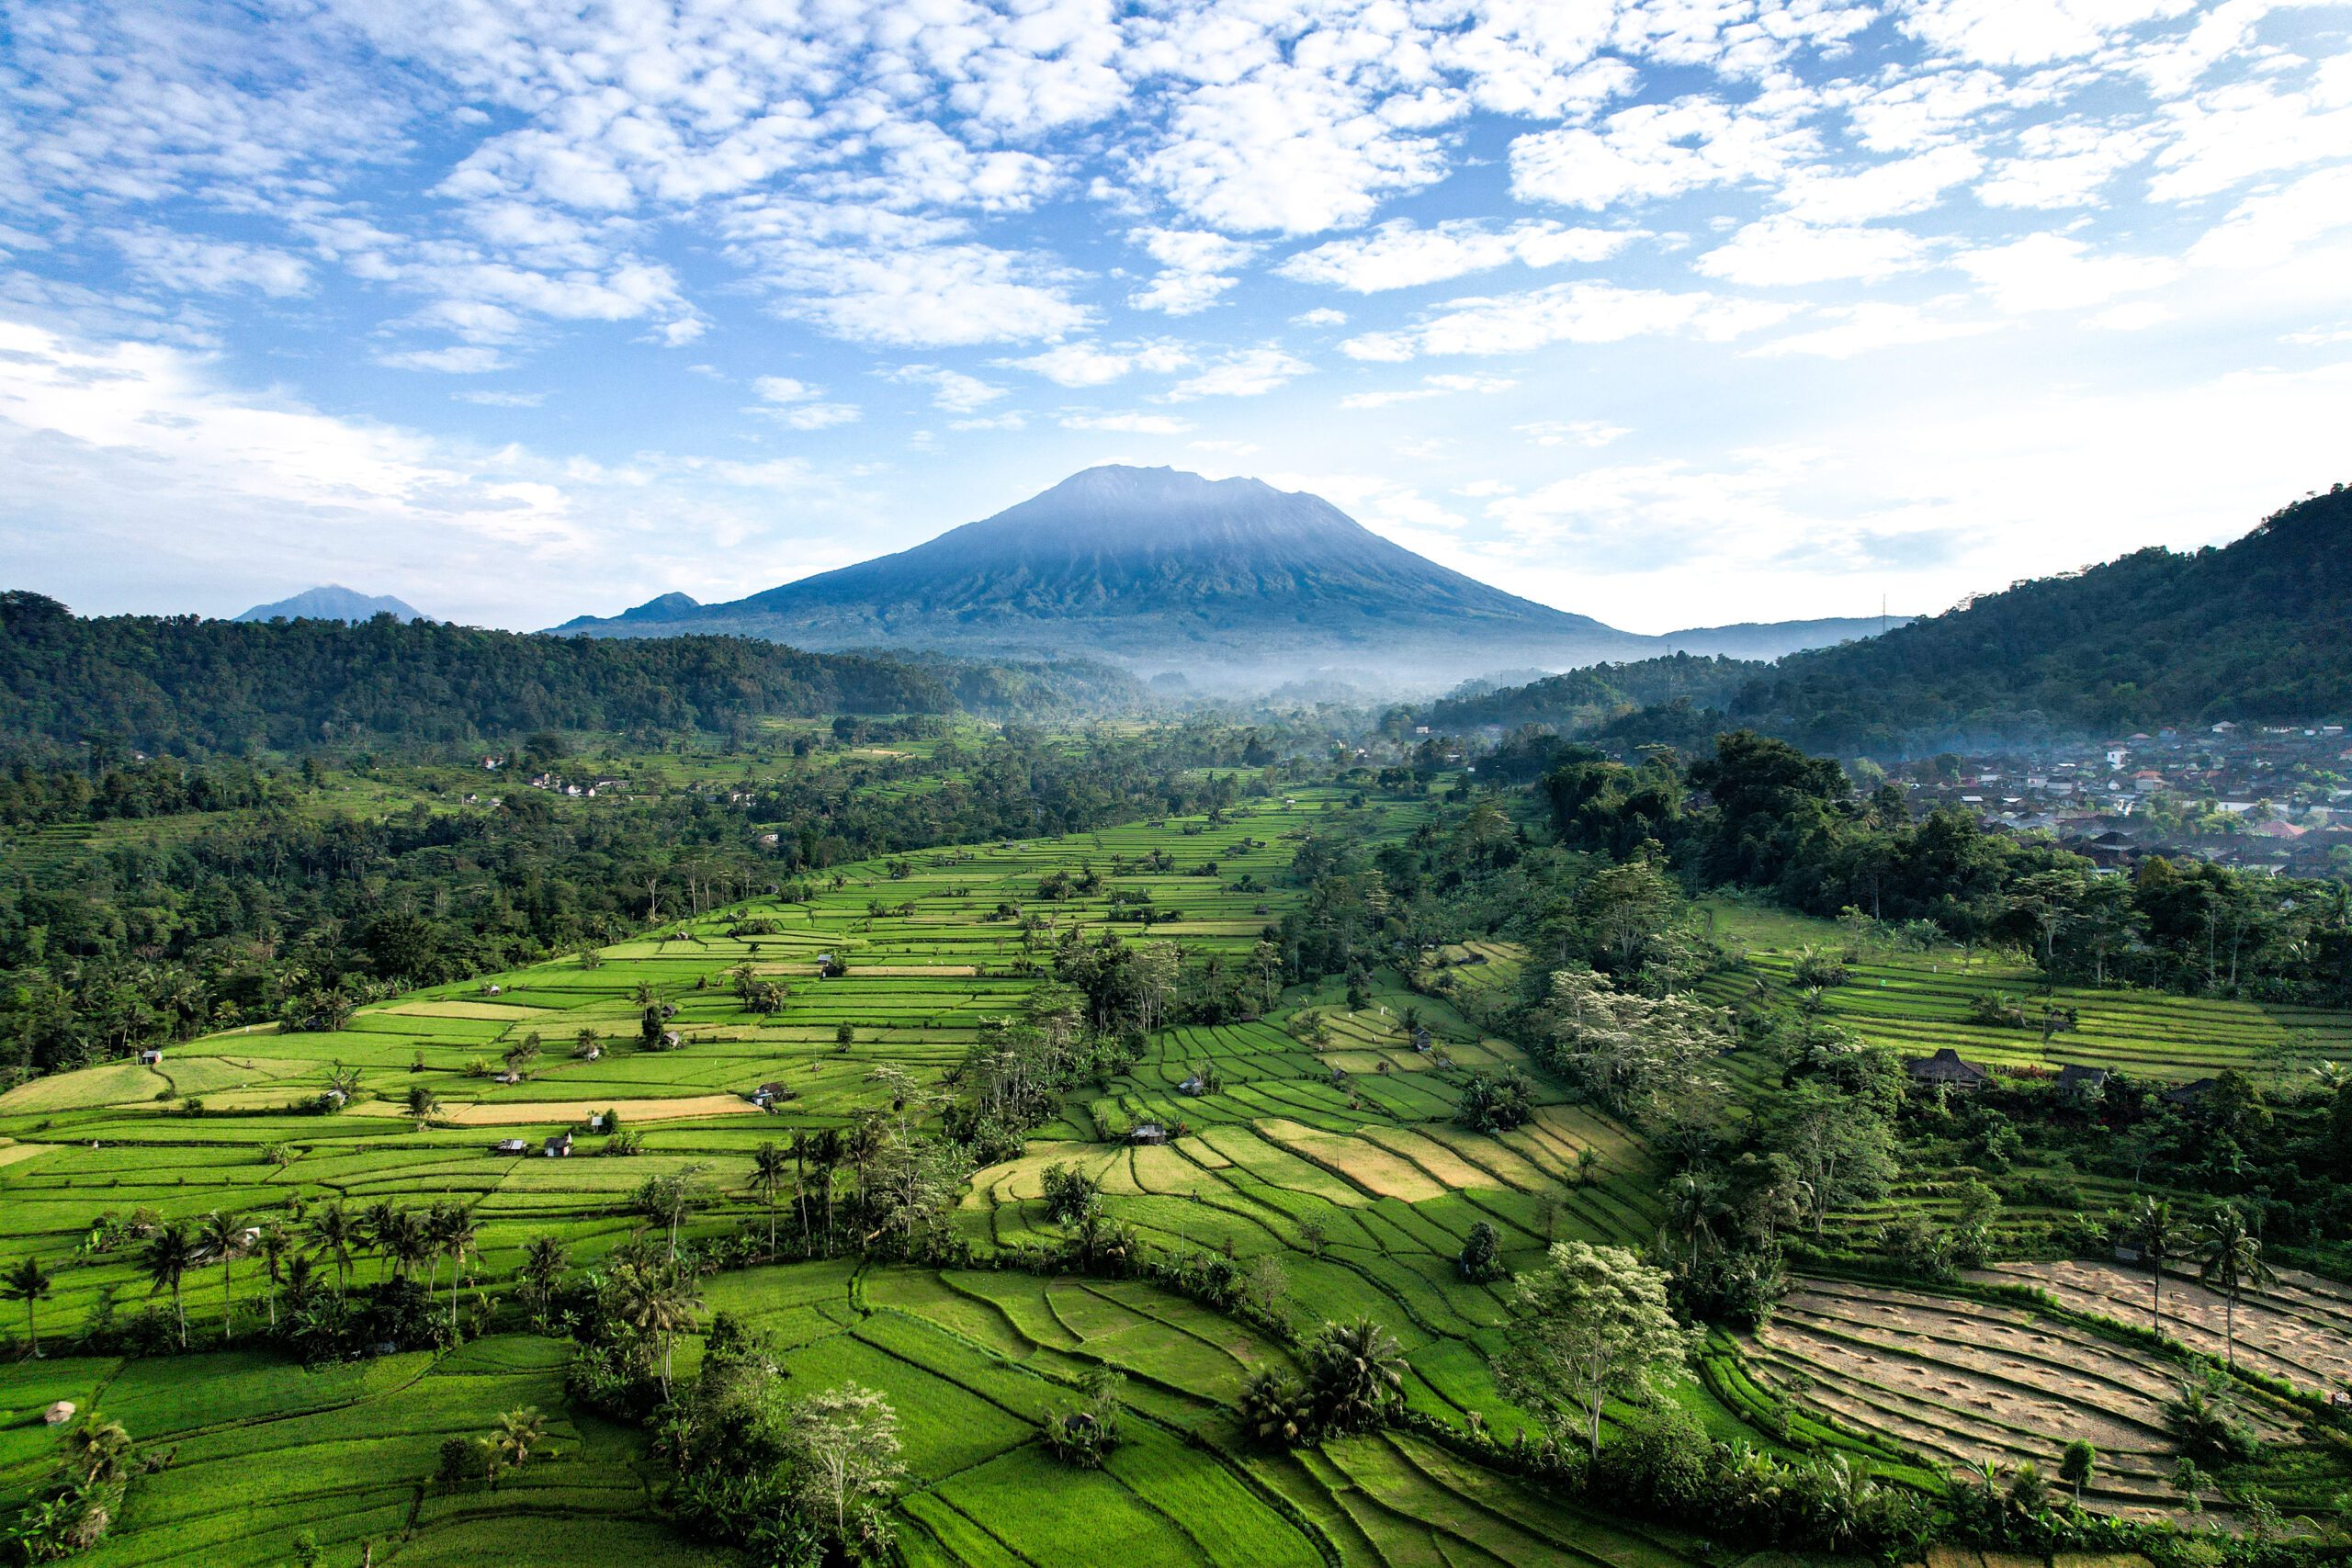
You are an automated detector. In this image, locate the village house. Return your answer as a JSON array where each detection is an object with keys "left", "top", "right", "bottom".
[
  {"left": 542, "top": 1131, "right": 573, "bottom": 1157},
  {"left": 1128, "top": 1122, "right": 1168, "bottom": 1145},
  {"left": 1904, "top": 1047, "right": 1992, "bottom": 1089},
  {"left": 492, "top": 1137, "right": 528, "bottom": 1155}
]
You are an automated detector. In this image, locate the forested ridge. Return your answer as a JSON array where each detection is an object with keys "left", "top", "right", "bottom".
[
  {"left": 0, "top": 592, "right": 1139, "bottom": 758},
  {"left": 1395, "top": 487, "right": 2351, "bottom": 756},
  {"left": 1727, "top": 487, "right": 2352, "bottom": 750}
]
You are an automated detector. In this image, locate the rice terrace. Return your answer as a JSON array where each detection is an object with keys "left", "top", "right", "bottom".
[{"left": 8, "top": 3, "right": 2352, "bottom": 1560}]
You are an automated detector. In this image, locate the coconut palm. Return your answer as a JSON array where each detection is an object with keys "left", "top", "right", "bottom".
[
  {"left": 383, "top": 1209, "right": 433, "bottom": 1283},
  {"left": 197, "top": 1211, "right": 247, "bottom": 1343},
  {"left": 363, "top": 1201, "right": 401, "bottom": 1282},
  {"left": 612, "top": 1265, "right": 703, "bottom": 1398},
  {"left": 485, "top": 1405, "right": 548, "bottom": 1485},
  {"left": 143, "top": 1222, "right": 198, "bottom": 1348},
  {"left": 2129, "top": 1195, "right": 2188, "bottom": 1337},
  {"left": 843, "top": 1114, "right": 887, "bottom": 1211},
  {"left": 518, "top": 1235, "right": 568, "bottom": 1330},
  {"left": 1302, "top": 1318, "right": 1407, "bottom": 1435},
  {"left": 5, "top": 1255, "right": 54, "bottom": 1358},
  {"left": 810, "top": 1127, "right": 845, "bottom": 1250},
  {"left": 254, "top": 1222, "right": 293, "bottom": 1330},
  {"left": 2197, "top": 1204, "right": 2275, "bottom": 1370},
  {"left": 309, "top": 1201, "right": 356, "bottom": 1298},
  {"left": 788, "top": 1130, "right": 813, "bottom": 1247},
  {"left": 749, "top": 1141, "right": 792, "bottom": 1258},
  {"left": 433, "top": 1205, "right": 480, "bottom": 1344},
  {"left": 1665, "top": 1169, "right": 1728, "bottom": 1269}
]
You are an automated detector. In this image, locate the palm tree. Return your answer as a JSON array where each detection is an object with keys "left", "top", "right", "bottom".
[
  {"left": 485, "top": 1405, "right": 548, "bottom": 1485},
  {"left": 254, "top": 1222, "right": 292, "bottom": 1330},
  {"left": 5, "top": 1255, "right": 54, "bottom": 1358},
  {"left": 144, "top": 1222, "right": 198, "bottom": 1348},
  {"left": 198, "top": 1211, "right": 246, "bottom": 1342},
  {"left": 518, "top": 1236, "right": 567, "bottom": 1330},
  {"left": 811, "top": 1127, "right": 845, "bottom": 1251},
  {"left": 613, "top": 1265, "right": 703, "bottom": 1398},
  {"left": 843, "top": 1114, "right": 887, "bottom": 1213},
  {"left": 2197, "top": 1204, "right": 2275, "bottom": 1370},
  {"left": 749, "top": 1142, "right": 791, "bottom": 1257},
  {"left": 436, "top": 1207, "right": 480, "bottom": 1345},
  {"left": 309, "top": 1201, "right": 356, "bottom": 1298},
  {"left": 1665, "top": 1169, "right": 1728, "bottom": 1269},
  {"left": 363, "top": 1201, "right": 401, "bottom": 1282},
  {"left": 2130, "top": 1195, "right": 2187, "bottom": 1337},
  {"left": 384, "top": 1209, "right": 432, "bottom": 1283},
  {"left": 789, "top": 1130, "right": 813, "bottom": 1247},
  {"left": 405, "top": 1084, "right": 441, "bottom": 1122},
  {"left": 1303, "top": 1318, "right": 1407, "bottom": 1435}
]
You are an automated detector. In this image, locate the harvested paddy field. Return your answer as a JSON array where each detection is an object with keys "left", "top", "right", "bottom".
[
  {"left": 1985, "top": 1258, "right": 2352, "bottom": 1396},
  {"left": 1748, "top": 1279, "right": 2291, "bottom": 1515}
]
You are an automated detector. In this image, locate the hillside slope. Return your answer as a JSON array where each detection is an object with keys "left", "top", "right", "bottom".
[
  {"left": 1726, "top": 485, "right": 2352, "bottom": 751},
  {"left": 234, "top": 584, "right": 425, "bottom": 623}
]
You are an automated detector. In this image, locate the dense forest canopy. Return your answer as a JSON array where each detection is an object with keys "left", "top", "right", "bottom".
[
  {"left": 1725, "top": 487, "right": 2352, "bottom": 752},
  {"left": 0, "top": 592, "right": 1143, "bottom": 759},
  {"left": 1389, "top": 487, "right": 2350, "bottom": 758}
]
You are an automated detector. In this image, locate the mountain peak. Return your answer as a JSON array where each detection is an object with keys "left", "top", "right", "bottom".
[{"left": 235, "top": 585, "right": 424, "bottom": 624}]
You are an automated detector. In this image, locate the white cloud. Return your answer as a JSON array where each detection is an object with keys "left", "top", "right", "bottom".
[
  {"left": 1510, "top": 98, "right": 1812, "bottom": 210},
  {"left": 1697, "top": 220, "right": 1933, "bottom": 286},
  {"left": 1127, "top": 227, "right": 1259, "bottom": 315},
  {"left": 2188, "top": 164, "right": 2352, "bottom": 268},
  {"left": 1772, "top": 145, "right": 1984, "bottom": 224},
  {"left": 375, "top": 345, "right": 510, "bottom": 374},
  {"left": 884, "top": 365, "right": 1007, "bottom": 413},
  {"left": 1060, "top": 412, "right": 1193, "bottom": 434},
  {"left": 1339, "top": 373, "right": 1516, "bottom": 410},
  {"left": 112, "top": 231, "right": 313, "bottom": 298},
  {"left": 1955, "top": 233, "right": 2177, "bottom": 312},
  {"left": 1279, "top": 220, "right": 1635, "bottom": 294},
  {"left": 453, "top": 389, "right": 546, "bottom": 407},
  {"left": 1897, "top": 0, "right": 2199, "bottom": 67},
  {"left": 1976, "top": 122, "right": 2154, "bottom": 209},
  {"left": 1170, "top": 347, "right": 1312, "bottom": 399},
  {"left": 1749, "top": 302, "right": 1997, "bottom": 357},
  {"left": 1005, "top": 339, "right": 1192, "bottom": 387},
  {"left": 1292, "top": 307, "right": 1349, "bottom": 327},
  {"left": 769, "top": 402, "right": 862, "bottom": 430},
  {"left": 1340, "top": 282, "right": 1793, "bottom": 361},
  {"left": 1518, "top": 420, "right": 1631, "bottom": 448},
  {"left": 753, "top": 376, "right": 823, "bottom": 404}
]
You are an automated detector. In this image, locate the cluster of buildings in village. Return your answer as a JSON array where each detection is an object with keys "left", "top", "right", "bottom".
[{"left": 1883, "top": 722, "right": 2352, "bottom": 878}]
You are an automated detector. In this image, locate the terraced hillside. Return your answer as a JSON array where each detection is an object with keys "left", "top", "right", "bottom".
[
  {"left": 1698, "top": 900, "right": 2346, "bottom": 1087},
  {"left": 0, "top": 788, "right": 1737, "bottom": 1564}
]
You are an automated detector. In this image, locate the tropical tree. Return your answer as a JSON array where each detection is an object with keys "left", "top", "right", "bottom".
[
  {"left": 254, "top": 1222, "right": 293, "bottom": 1330},
  {"left": 748, "top": 1141, "right": 792, "bottom": 1257},
  {"left": 362, "top": 1201, "right": 401, "bottom": 1282},
  {"left": 785, "top": 1382, "right": 905, "bottom": 1544},
  {"left": 1301, "top": 1318, "right": 1407, "bottom": 1435},
  {"left": 2125, "top": 1195, "right": 2187, "bottom": 1337},
  {"left": 405, "top": 1084, "right": 440, "bottom": 1122},
  {"left": 634, "top": 1166, "right": 705, "bottom": 1264},
  {"left": 810, "top": 1128, "right": 845, "bottom": 1249},
  {"left": 2060, "top": 1439, "right": 2098, "bottom": 1506},
  {"left": 143, "top": 1223, "right": 198, "bottom": 1348},
  {"left": 1665, "top": 1168, "right": 1729, "bottom": 1268},
  {"left": 197, "top": 1211, "right": 246, "bottom": 1343},
  {"left": 65, "top": 1414, "right": 133, "bottom": 1486},
  {"left": 2197, "top": 1204, "right": 2275, "bottom": 1369},
  {"left": 612, "top": 1264, "right": 702, "bottom": 1397},
  {"left": 434, "top": 1206, "right": 480, "bottom": 1344},
  {"left": 517, "top": 1235, "right": 568, "bottom": 1330},
  {"left": 483, "top": 1406, "right": 547, "bottom": 1485},
  {"left": 5, "top": 1255, "right": 54, "bottom": 1358},
  {"left": 310, "top": 1203, "right": 355, "bottom": 1297},
  {"left": 1496, "top": 1240, "right": 1695, "bottom": 1459}
]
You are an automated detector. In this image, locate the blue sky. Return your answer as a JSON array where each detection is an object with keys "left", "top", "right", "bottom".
[{"left": 4, "top": 0, "right": 2349, "bottom": 636}]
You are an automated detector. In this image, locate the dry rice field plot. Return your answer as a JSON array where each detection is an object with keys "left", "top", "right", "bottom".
[
  {"left": 1749, "top": 1279, "right": 2278, "bottom": 1514},
  {"left": 433, "top": 1094, "right": 760, "bottom": 1126},
  {"left": 1984, "top": 1258, "right": 2352, "bottom": 1396}
]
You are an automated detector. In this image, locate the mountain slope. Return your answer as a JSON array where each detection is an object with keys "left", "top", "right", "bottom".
[
  {"left": 236, "top": 584, "right": 424, "bottom": 623},
  {"left": 1726, "top": 485, "right": 2352, "bottom": 751},
  {"left": 556, "top": 465, "right": 1886, "bottom": 689}
]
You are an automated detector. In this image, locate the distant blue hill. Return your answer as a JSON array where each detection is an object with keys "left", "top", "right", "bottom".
[{"left": 235, "top": 585, "right": 425, "bottom": 624}]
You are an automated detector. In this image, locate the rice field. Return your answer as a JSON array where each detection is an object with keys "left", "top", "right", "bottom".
[{"left": 1696, "top": 900, "right": 2346, "bottom": 1087}]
